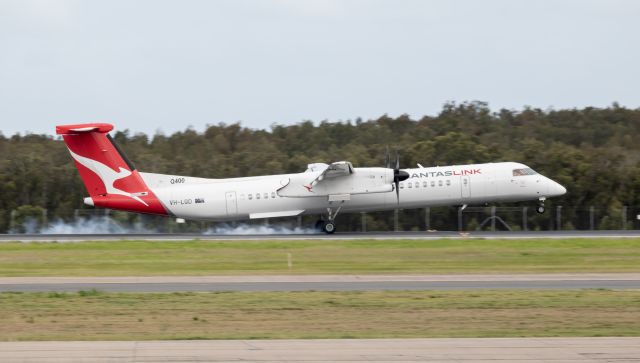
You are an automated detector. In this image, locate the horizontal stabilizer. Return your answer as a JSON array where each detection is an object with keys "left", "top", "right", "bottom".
[{"left": 56, "top": 123, "right": 114, "bottom": 134}]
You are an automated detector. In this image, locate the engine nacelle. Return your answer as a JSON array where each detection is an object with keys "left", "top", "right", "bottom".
[{"left": 278, "top": 167, "right": 394, "bottom": 197}]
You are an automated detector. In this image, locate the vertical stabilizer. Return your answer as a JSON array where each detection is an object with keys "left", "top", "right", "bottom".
[{"left": 56, "top": 123, "right": 168, "bottom": 215}]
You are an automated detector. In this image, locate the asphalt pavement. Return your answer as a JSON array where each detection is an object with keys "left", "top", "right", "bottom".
[
  {"left": 2, "top": 338, "right": 639, "bottom": 362},
  {"left": 1, "top": 230, "right": 640, "bottom": 241},
  {"left": 2, "top": 273, "right": 639, "bottom": 292}
]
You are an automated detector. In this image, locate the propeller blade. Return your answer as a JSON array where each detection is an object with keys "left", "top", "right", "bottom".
[
  {"left": 385, "top": 146, "right": 390, "bottom": 169},
  {"left": 384, "top": 149, "right": 408, "bottom": 204},
  {"left": 394, "top": 150, "right": 400, "bottom": 203}
]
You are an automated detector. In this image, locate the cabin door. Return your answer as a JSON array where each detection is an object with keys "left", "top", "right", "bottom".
[
  {"left": 460, "top": 176, "right": 471, "bottom": 198},
  {"left": 225, "top": 191, "right": 238, "bottom": 216}
]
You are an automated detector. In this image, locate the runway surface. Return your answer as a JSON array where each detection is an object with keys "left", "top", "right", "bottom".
[
  {"left": 1, "top": 229, "right": 640, "bottom": 241},
  {"left": 2, "top": 273, "right": 639, "bottom": 292},
  {"left": 2, "top": 338, "right": 639, "bottom": 362}
]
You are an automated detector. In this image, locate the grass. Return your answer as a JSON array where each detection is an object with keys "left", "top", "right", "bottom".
[
  {"left": 0, "top": 238, "right": 640, "bottom": 276},
  {"left": 1, "top": 289, "right": 639, "bottom": 340}
]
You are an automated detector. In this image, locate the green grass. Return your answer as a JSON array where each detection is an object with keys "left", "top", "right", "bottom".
[
  {"left": 1, "top": 289, "right": 639, "bottom": 340},
  {"left": 1, "top": 238, "right": 640, "bottom": 276}
]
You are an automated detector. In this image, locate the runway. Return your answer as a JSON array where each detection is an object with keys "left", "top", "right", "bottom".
[
  {"left": 1, "top": 229, "right": 640, "bottom": 241},
  {"left": 2, "top": 274, "right": 639, "bottom": 292},
  {"left": 2, "top": 338, "right": 639, "bottom": 362}
]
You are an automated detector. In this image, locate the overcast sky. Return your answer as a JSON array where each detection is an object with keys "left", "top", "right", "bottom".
[{"left": 0, "top": 0, "right": 639, "bottom": 136}]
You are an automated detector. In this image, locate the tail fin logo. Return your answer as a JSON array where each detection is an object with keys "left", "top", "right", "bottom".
[{"left": 67, "top": 148, "right": 149, "bottom": 206}]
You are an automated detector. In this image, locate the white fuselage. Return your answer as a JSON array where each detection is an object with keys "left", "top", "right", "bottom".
[{"left": 140, "top": 162, "right": 566, "bottom": 222}]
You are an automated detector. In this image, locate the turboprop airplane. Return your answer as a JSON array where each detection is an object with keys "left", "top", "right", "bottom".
[{"left": 57, "top": 123, "right": 566, "bottom": 233}]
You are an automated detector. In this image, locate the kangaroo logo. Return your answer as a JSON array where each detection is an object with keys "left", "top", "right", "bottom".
[{"left": 67, "top": 148, "right": 148, "bottom": 206}]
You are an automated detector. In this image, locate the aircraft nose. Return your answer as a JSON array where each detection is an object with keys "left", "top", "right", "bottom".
[{"left": 549, "top": 180, "right": 567, "bottom": 196}]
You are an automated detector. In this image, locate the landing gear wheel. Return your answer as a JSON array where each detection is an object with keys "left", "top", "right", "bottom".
[
  {"left": 323, "top": 222, "right": 336, "bottom": 234},
  {"left": 536, "top": 205, "right": 545, "bottom": 214}
]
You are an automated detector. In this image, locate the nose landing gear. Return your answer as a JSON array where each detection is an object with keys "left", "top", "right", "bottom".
[{"left": 536, "top": 197, "right": 546, "bottom": 214}]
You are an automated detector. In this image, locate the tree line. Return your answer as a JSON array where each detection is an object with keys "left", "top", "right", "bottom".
[{"left": 1, "top": 101, "right": 639, "bottom": 232}]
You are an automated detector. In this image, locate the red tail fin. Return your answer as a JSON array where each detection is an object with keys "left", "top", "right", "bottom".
[{"left": 56, "top": 123, "right": 167, "bottom": 215}]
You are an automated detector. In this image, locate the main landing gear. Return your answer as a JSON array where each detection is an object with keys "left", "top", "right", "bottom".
[
  {"left": 316, "top": 205, "right": 343, "bottom": 234},
  {"left": 323, "top": 221, "right": 336, "bottom": 234},
  {"left": 536, "top": 197, "right": 546, "bottom": 214},
  {"left": 315, "top": 219, "right": 337, "bottom": 234}
]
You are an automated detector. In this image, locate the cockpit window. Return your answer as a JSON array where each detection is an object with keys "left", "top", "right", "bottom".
[{"left": 513, "top": 168, "right": 537, "bottom": 176}]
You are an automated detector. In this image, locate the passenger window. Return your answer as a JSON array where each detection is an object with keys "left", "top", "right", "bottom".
[
  {"left": 400, "top": 183, "right": 404, "bottom": 189},
  {"left": 271, "top": 192, "right": 276, "bottom": 198},
  {"left": 415, "top": 182, "right": 419, "bottom": 188},
  {"left": 446, "top": 180, "right": 451, "bottom": 186},
  {"left": 408, "top": 183, "right": 412, "bottom": 188},
  {"left": 438, "top": 180, "right": 443, "bottom": 187},
  {"left": 248, "top": 194, "right": 253, "bottom": 200},
  {"left": 256, "top": 193, "right": 261, "bottom": 199},
  {"left": 423, "top": 181, "right": 427, "bottom": 188},
  {"left": 264, "top": 193, "right": 268, "bottom": 199},
  {"left": 431, "top": 181, "right": 435, "bottom": 187}
]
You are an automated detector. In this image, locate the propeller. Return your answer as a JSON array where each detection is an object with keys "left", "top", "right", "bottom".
[
  {"left": 384, "top": 146, "right": 391, "bottom": 169},
  {"left": 384, "top": 148, "right": 410, "bottom": 203}
]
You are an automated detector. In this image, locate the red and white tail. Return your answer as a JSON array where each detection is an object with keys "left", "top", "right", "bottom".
[{"left": 56, "top": 123, "right": 168, "bottom": 215}]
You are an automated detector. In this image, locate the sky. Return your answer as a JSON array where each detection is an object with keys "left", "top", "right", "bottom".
[{"left": 0, "top": 0, "right": 639, "bottom": 136}]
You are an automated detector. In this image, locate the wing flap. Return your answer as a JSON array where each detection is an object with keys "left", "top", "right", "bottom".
[{"left": 250, "top": 210, "right": 305, "bottom": 219}]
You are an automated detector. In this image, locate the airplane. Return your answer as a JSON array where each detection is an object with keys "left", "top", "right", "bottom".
[{"left": 56, "top": 122, "right": 567, "bottom": 233}]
